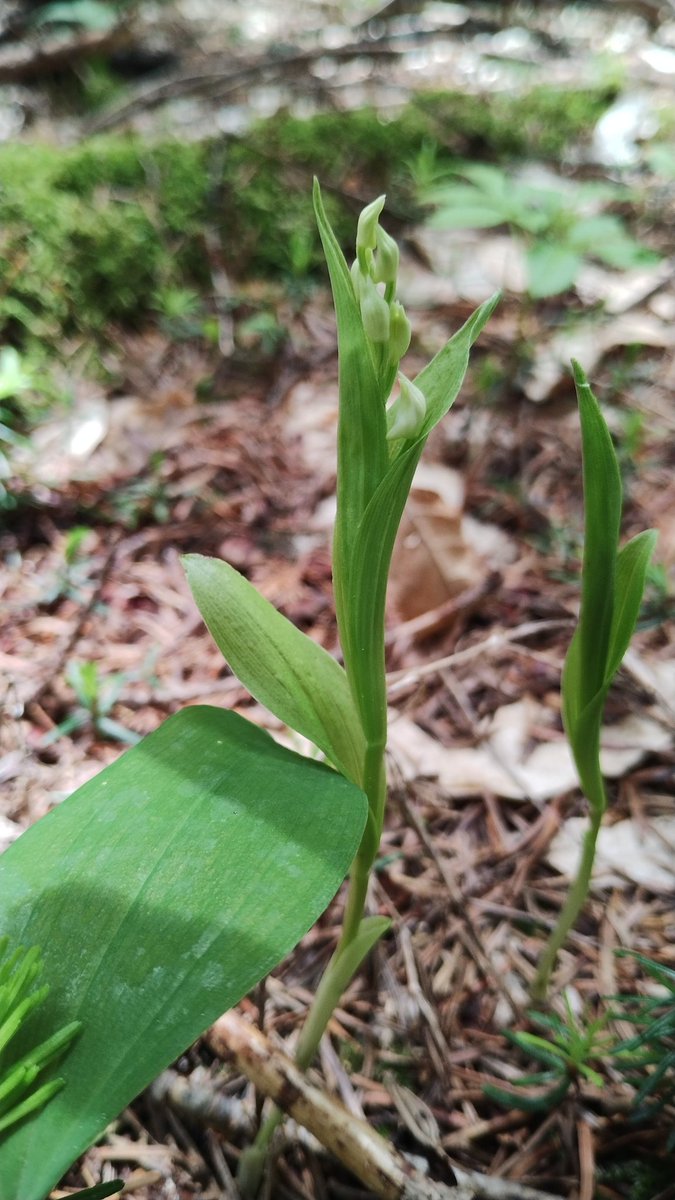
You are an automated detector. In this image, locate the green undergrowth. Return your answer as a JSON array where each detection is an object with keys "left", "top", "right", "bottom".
[{"left": 0, "top": 83, "right": 615, "bottom": 352}]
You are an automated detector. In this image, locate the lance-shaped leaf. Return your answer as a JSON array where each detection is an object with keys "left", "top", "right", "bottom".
[
  {"left": 345, "top": 296, "right": 500, "bottom": 744},
  {"left": 533, "top": 371, "right": 656, "bottom": 1000},
  {"left": 562, "top": 363, "right": 656, "bottom": 808},
  {"left": 0, "top": 706, "right": 366, "bottom": 1200},
  {"left": 312, "top": 179, "right": 389, "bottom": 664},
  {"left": 183, "top": 554, "right": 366, "bottom": 786}
]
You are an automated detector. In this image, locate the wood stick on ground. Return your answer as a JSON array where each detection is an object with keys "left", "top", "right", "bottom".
[{"left": 208, "top": 1011, "right": 561, "bottom": 1200}]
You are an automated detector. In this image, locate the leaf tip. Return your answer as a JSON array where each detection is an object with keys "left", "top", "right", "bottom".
[{"left": 571, "top": 358, "right": 591, "bottom": 393}]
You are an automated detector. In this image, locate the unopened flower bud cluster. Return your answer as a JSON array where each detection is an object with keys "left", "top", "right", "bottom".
[{"left": 351, "top": 195, "right": 427, "bottom": 442}]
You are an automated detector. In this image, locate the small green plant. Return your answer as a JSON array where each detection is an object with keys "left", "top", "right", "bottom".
[
  {"left": 485, "top": 992, "right": 614, "bottom": 1112},
  {"left": 418, "top": 163, "right": 657, "bottom": 297},
  {"left": 612, "top": 951, "right": 675, "bottom": 1128},
  {"left": 41, "top": 527, "right": 94, "bottom": 607},
  {"left": 532, "top": 367, "right": 656, "bottom": 999},
  {"left": 40, "top": 660, "right": 141, "bottom": 746},
  {"left": 0, "top": 938, "right": 81, "bottom": 1135},
  {"left": 105, "top": 455, "right": 170, "bottom": 528},
  {"left": 0, "top": 348, "right": 33, "bottom": 508}
]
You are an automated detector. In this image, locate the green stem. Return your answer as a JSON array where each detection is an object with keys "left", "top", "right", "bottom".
[
  {"left": 532, "top": 804, "right": 603, "bottom": 1002},
  {"left": 237, "top": 745, "right": 386, "bottom": 1197}
]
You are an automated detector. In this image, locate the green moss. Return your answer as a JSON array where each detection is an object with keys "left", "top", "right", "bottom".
[
  {"left": 0, "top": 84, "right": 615, "bottom": 348},
  {"left": 412, "top": 83, "right": 618, "bottom": 159},
  {"left": 599, "top": 1155, "right": 675, "bottom": 1200}
]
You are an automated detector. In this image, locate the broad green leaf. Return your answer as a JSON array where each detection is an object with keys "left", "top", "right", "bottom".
[
  {"left": 572, "top": 361, "right": 622, "bottom": 711},
  {"left": 0, "top": 706, "right": 366, "bottom": 1200},
  {"left": 429, "top": 202, "right": 508, "bottom": 230},
  {"left": 526, "top": 244, "right": 582, "bottom": 298},
  {"left": 569, "top": 214, "right": 627, "bottom": 250},
  {"left": 593, "top": 239, "right": 658, "bottom": 271},
  {"left": 183, "top": 554, "right": 366, "bottom": 787},
  {"left": 454, "top": 163, "right": 511, "bottom": 196},
  {"left": 605, "top": 529, "right": 657, "bottom": 684}
]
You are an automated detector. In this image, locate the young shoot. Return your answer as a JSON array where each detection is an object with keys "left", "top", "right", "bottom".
[
  {"left": 0, "top": 938, "right": 81, "bottom": 1139},
  {"left": 532, "top": 365, "right": 656, "bottom": 1000}
]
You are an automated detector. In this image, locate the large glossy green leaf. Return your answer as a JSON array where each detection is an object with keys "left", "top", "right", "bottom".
[
  {"left": 183, "top": 554, "right": 366, "bottom": 787},
  {"left": 0, "top": 706, "right": 366, "bottom": 1200}
]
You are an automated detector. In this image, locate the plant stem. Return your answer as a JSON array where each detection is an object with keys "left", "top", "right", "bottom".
[
  {"left": 532, "top": 806, "right": 603, "bottom": 1002},
  {"left": 237, "top": 745, "right": 386, "bottom": 1196}
]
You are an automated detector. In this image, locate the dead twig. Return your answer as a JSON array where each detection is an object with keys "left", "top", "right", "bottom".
[
  {"left": 386, "top": 621, "right": 571, "bottom": 698},
  {"left": 208, "top": 1011, "right": 561, "bottom": 1200}
]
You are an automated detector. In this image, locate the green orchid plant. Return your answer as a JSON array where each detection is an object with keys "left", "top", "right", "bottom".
[
  {"left": 0, "top": 183, "right": 495, "bottom": 1199},
  {"left": 186, "top": 182, "right": 498, "bottom": 1191},
  {"left": 532, "top": 365, "right": 656, "bottom": 1000}
]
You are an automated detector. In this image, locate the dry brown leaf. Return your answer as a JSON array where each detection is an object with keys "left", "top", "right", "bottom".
[
  {"left": 388, "top": 700, "right": 672, "bottom": 803},
  {"left": 389, "top": 463, "right": 515, "bottom": 621},
  {"left": 547, "top": 815, "right": 675, "bottom": 891},
  {"left": 523, "top": 308, "right": 675, "bottom": 402}
]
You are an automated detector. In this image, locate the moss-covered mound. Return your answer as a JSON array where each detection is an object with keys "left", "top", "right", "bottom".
[{"left": 0, "top": 84, "right": 616, "bottom": 348}]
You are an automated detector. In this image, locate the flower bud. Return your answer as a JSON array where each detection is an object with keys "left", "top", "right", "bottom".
[
  {"left": 356, "top": 194, "right": 386, "bottom": 255},
  {"left": 387, "top": 372, "right": 427, "bottom": 441},
  {"left": 359, "top": 275, "right": 390, "bottom": 343},
  {"left": 388, "top": 300, "right": 411, "bottom": 362},
  {"left": 373, "top": 225, "right": 399, "bottom": 284}
]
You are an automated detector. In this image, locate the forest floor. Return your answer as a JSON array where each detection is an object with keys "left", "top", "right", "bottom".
[{"left": 1, "top": 2, "right": 675, "bottom": 1198}]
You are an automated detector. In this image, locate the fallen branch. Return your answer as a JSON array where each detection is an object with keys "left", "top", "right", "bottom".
[{"left": 208, "top": 1011, "right": 561, "bottom": 1200}]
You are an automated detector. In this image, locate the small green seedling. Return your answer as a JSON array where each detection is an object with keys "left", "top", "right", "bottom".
[
  {"left": 0, "top": 938, "right": 80, "bottom": 1136},
  {"left": 532, "top": 365, "right": 656, "bottom": 999},
  {"left": 612, "top": 950, "right": 675, "bottom": 1129},
  {"left": 39, "top": 660, "right": 141, "bottom": 747},
  {"left": 485, "top": 992, "right": 614, "bottom": 1113},
  {"left": 40, "top": 527, "right": 94, "bottom": 607},
  {"left": 0, "top": 348, "right": 32, "bottom": 508},
  {"left": 419, "top": 164, "right": 657, "bottom": 297}
]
